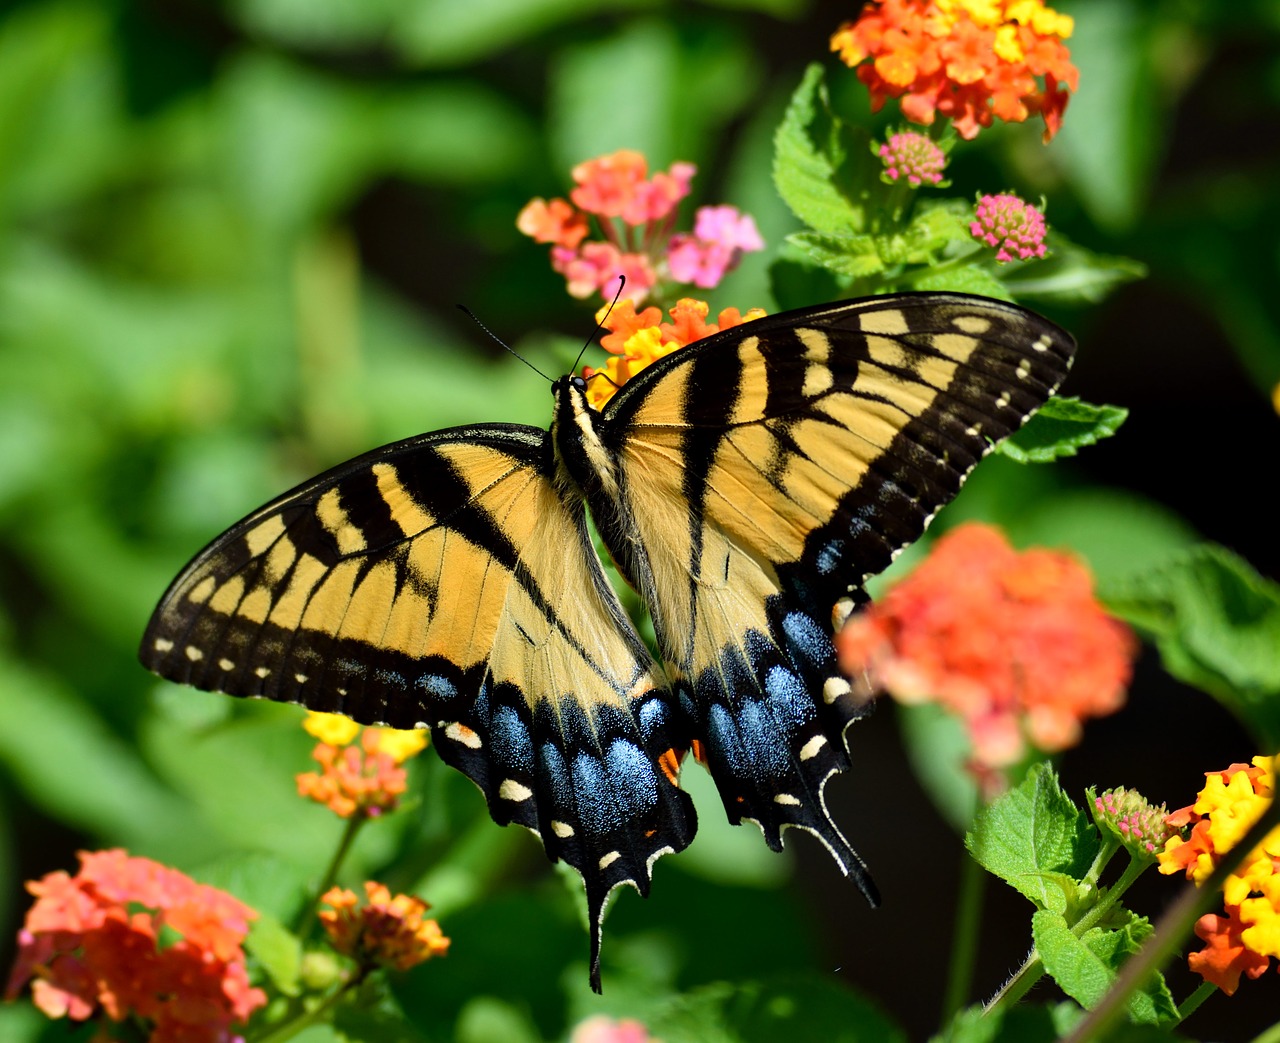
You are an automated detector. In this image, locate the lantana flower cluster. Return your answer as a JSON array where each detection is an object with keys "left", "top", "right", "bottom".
[
  {"left": 584, "top": 297, "right": 767, "bottom": 409},
  {"left": 5, "top": 849, "right": 265, "bottom": 1043},
  {"left": 831, "top": 0, "right": 1079, "bottom": 141},
  {"left": 1091, "top": 786, "right": 1175, "bottom": 860},
  {"left": 518, "top": 149, "right": 763, "bottom": 304},
  {"left": 1158, "top": 756, "right": 1280, "bottom": 995},
  {"left": 296, "top": 711, "right": 428, "bottom": 818},
  {"left": 320, "top": 881, "right": 450, "bottom": 973},
  {"left": 878, "top": 128, "right": 949, "bottom": 187},
  {"left": 970, "top": 192, "right": 1048, "bottom": 262},
  {"left": 836, "top": 523, "right": 1135, "bottom": 791}
]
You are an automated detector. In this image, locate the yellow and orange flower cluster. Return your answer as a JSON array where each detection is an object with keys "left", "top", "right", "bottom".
[
  {"left": 320, "top": 881, "right": 450, "bottom": 972},
  {"left": 6, "top": 850, "right": 265, "bottom": 1042},
  {"left": 831, "top": 0, "right": 1079, "bottom": 141},
  {"left": 1159, "top": 756, "right": 1280, "bottom": 994},
  {"left": 585, "top": 297, "right": 767, "bottom": 409},
  {"left": 296, "top": 712, "right": 427, "bottom": 819},
  {"left": 836, "top": 523, "right": 1134, "bottom": 791}
]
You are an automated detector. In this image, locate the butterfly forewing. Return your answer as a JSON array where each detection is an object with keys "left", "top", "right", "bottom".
[
  {"left": 592, "top": 293, "right": 1074, "bottom": 888},
  {"left": 141, "top": 424, "right": 695, "bottom": 987}
]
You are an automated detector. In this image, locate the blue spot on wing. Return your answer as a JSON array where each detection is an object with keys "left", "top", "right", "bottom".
[
  {"left": 492, "top": 706, "right": 533, "bottom": 771},
  {"left": 417, "top": 673, "right": 457, "bottom": 700},
  {"left": 781, "top": 611, "right": 829, "bottom": 669}
]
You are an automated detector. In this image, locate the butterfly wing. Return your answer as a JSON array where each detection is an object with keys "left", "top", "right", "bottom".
[
  {"left": 593, "top": 292, "right": 1075, "bottom": 890},
  {"left": 140, "top": 424, "right": 695, "bottom": 988}
]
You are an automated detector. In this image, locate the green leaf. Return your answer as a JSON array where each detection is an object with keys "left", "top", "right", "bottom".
[
  {"left": 883, "top": 200, "right": 972, "bottom": 265},
  {"left": 967, "top": 763, "right": 1100, "bottom": 912},
  {"left": 772, "top": 64, "right": 867, "bottom": 234},
  {"left": 1009, "top": 489, "right": 1198, "bottom": 589},
  {"left": 768, "top": 247, "right": 844, "bottom": 312},
  {"left": 998, "top": 396, "right": 1128, "bottom": 463},
  {"left": 910, "top": 263, "right": 1011, "bottom": 300},
  {"left": 1000, "top": 239, "right": 1147, "bottom": 305},
  {"left": 897, "top": 703, "right": 979, "bottom": 833},
  {"left": 1104, "top": 544, "right": 1280, "bottom": 746},
  {"left": 246, "top": 913, "right": 303, "bottom": 996},
  {"left": 1032, "top": 910, "right": 1177, "bottom": 1025},
  {"left": 455, "top": 998, "right": 543, "bottom": 1043},
  {"left": 648, "top": 975, "right": 907, "bottom": 1043},
  {"left": 785, "top": 231, "right": 884, "bottom": 279}
]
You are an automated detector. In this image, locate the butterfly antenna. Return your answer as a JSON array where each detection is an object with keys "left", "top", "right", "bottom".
[
  {"left": 457, "top": 305, "right": 551, "bottom": 382},
  {"left": 572, "top": 275, "right": 627, "bottom": 375}
]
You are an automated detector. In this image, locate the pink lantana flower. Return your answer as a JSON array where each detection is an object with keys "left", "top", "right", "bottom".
[
  {"left": 970, "top": 192, "right": 1048, "bottom": 262},
  {"left": 519, "top": 150, "right": 763, "bottom": 304},
  {"left": 667, "top": 205, "right": 765, "bottom": 288}
]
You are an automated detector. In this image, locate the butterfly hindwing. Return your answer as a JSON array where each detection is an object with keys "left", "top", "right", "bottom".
[
  {"left": 588, "top": 293, "right": 1074, "bottom": 887},
  {"left": 141, "top": 425, "right": 695, "bottom": 986}
]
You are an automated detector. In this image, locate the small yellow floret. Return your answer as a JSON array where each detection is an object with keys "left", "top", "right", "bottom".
[
  {"left": 304, "top": 711, "right": 360, "bottom": 746},
  {"left": 369, "top": 728, "right": 429, "bottom": 764},
  {"left": 994, "top": 24, "right": 1024, "bottom": 61}
]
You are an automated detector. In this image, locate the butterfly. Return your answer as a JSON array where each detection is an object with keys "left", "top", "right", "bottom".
[{"left": 140, "top": 292, "right": 1074, "bottom": 990}]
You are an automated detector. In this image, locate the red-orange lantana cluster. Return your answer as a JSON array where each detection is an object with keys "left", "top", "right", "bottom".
[
  {"left": 836, "top": 523, "right": 1134, "bottom": 792},
  {"left": 6, "top": 849, "right": 265, "bottom": 1043},
  {"left": 831, "top": 0, "right": 1079, "bottom": 141}
]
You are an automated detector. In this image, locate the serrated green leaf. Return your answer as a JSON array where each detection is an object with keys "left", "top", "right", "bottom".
[
  {"left": 910, "top": 264, "right": 1011, "bottom": 300},
  {"left": 1104, "top": 544, "right": 1280, "bottom": 746},
  {"left": 889, "top": 201, "right": 973, "bottom": 264},
  {"left": 967, "top": 763, "right": 1100, "bottom": 910},
  {"left": 1032, "top": 910, "right": 1177, "bottom": 1025},
  {"left": 772, "top": 64, "right": 867, "bottom": 234},
  {"left": 998, "top": 396, "right": 1128, "bottom": 463},
  {"left": 786, "top": 230, "right": 883, "bottom": 278}
]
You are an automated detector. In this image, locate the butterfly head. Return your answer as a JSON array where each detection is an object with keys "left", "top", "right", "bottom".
[{"left": 550, "top": 372, "right": 620, "bottom": 502}]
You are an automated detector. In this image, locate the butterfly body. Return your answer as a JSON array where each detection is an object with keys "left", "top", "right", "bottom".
[{"left": 141, "top": 292, "right": 1075, "bottom": 990}]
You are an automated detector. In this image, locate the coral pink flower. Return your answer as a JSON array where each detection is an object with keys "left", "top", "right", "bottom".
[
  {"left": 836, "top": 523, "right": 1134, "bottom": 791},
  {"left": 519, "top": 150, "right": 762, "bottom": 304},
  {"left": 6, "top": 850, "right": 265, "bottom": 1042}
]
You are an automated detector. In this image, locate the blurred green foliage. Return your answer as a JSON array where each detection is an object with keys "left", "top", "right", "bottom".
[{"left": 3, "top": 0, "right": 1280, "bottom": 1041}]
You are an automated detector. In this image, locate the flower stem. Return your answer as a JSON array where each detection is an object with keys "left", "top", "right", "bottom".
[
  {"left": 249, "top": 972, "right": 365, "bottom": 1043},
  {"left": 940, "top": 845, "right": 985, "bottom": 1023},
  {"left": 296, "top": 814, "right": 365, "bottom": 942},
  {"left": 1176, "top": 980, "right": 1217, "bottom": 1023}
]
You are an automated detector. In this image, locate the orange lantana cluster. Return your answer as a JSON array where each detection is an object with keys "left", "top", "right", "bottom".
[
  {"left": 6, "top": 850, "right": 265, "bottom": 1043},
  {"left": 836, "top": 523, "right": 1134, "bottom": 791},
  {"left": 585, "top": 297, "right": 767, "bottom": 409},
  {"left": 1159, "top": 756, "right": 1280, "bottom": 995},
  {"left": 320, "top": 882, "right": 450, "bottom": 972},
  {"left": 831, "top": 0, "right": 1079, "bottom": 141},
  {"left": 296, "top": 712, "right": 427, "bottom": 819}
]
